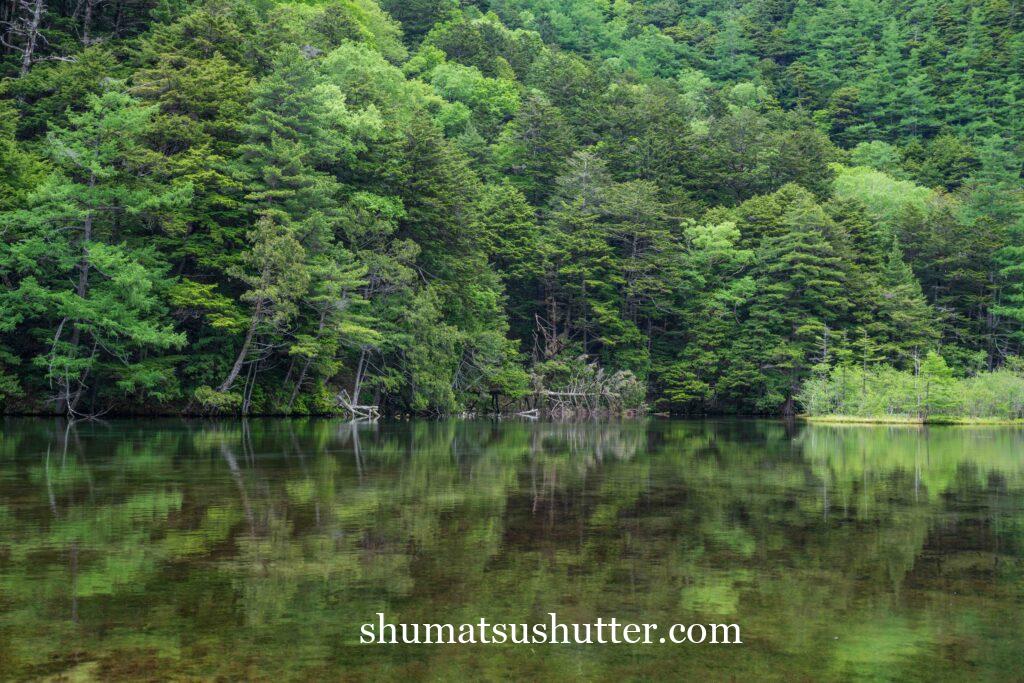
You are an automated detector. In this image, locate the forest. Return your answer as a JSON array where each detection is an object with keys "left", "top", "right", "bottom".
[{"left": 1, "top": 0, "right": 1022, "bottom": 417}]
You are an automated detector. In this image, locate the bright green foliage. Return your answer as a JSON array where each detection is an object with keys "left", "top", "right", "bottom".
[
  {"left": 656, "top": 220, "right": 752, "bottom": 411},
  {"left": 203, "top": 216, "right": 310, "bottom": 406},
  {"left": 831, "top": 164, "right": 935, "bottom": 228},
  {"left": 428, "top": 62, "right": 519, "bottom": 136},
  {"left": 285, "top": 248, "right": 378, "bottom": 411},
  {"left": 800, "top": 356, "right": 1024, "bottom": 421},
  {"left": 1, "top": 0, "right": 1022, "bottom": 416},
  {"left": 265, "top": 0, "right": 407, "bottom": 62},
  {"left": 0, "top": 88, "right": 190, "bottom": 414},
  {"left": 0, "top": 101, "right": 41, "bottom": 210}
]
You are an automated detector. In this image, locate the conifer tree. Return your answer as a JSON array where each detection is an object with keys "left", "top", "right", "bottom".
[
  {"left": 744, "top": 195, "right": 852, "bottom": 414},
  {"left": 492, "top": 92, "right": 576, "bottom": 205},
  {"left": 0, "top": 88, "right": 190, "bottom": 415},
  {"left": 872, "top": 239, "right": 940, "bottom": 363}
]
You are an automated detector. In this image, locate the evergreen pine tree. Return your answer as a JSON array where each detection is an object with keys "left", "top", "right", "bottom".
[{"left": 0, "top": 88, "right": 190, "bottom": 415}]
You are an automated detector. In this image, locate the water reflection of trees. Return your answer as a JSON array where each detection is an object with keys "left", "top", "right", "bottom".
[{"left": 0, "top": 419, "right": 1021, "bottom": 680}]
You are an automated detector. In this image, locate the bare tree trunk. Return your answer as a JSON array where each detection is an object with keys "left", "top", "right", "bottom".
[
  {"left": 914, "top": 351, "right": 922, "bottom": 419},
  {"left": 1, "top": 0, "right": 15, "bottom": 49},
  {"left": 66, "top": 191, "right": 93, "bottom": 412},
  {"left": 352, "top": 346, "right": 367, "bottom": 405},
  {"left": 282, "top": 355, "right": 297, "bottom": 387},
  {"left": 80, "top": 0, "right": 92, "bottom": 45},
  {"left": 67, "top": 339, "right": 97, "bottom": 414},
  {"left": 218, "top": 300, "right": 261, "bottom": 393},
  {"left": 287, "top": 358, "right": 311, "bottom": 411},
  {"left": 112, "top": 0, "right": 122, "bottom": 36},
  {"left": 56, "top": 190, "right": 93, "bottom": 415},
  {"left": 19, "top": 0, "right": 43, "bottom": 76},
  {"left": 241, "top": 356, "right": 257, "bottom": 414}
]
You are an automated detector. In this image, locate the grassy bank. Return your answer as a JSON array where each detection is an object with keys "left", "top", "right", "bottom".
[
  {"left": 799, "top": 361, "right": 1024, "bottom": 425},
  {"left": 801, "top": 415, "right": 1024, "bottom": 426}
]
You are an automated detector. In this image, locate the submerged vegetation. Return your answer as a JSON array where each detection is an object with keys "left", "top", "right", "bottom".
[{"left": 1, "top": 0, "right": 1023, "bottom": 416}]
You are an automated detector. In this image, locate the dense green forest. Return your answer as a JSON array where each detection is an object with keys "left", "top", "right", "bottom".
[{"left": 1, "top": 0, "right": 1022, "bottom": 416}]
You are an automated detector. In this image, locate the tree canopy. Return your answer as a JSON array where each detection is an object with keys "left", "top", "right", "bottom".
[{"left": 1, "top": 0, "right": 1022, "bottom": 416}]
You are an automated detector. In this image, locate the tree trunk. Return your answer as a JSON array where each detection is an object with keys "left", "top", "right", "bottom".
[
  {"left": 57, "top": 191, "right": 93, "bottom": 415},
  {"left": 67, "top": 339, "right": 97, "bottom": 414},
  {"left": 19, "top": 0, "right": 43, "bottom": 76},
  {"left": 782, "top": 396, "right": 795, "bottom": 417},
  {"left": 112, "top": 0, "right": 123, "bottom": 37},
  {"left": 218, "top": 300, "right": 261, "bottom": 393},
  {"left": 81, "top": 0, "right": 92, "bottom": 45},
  {"left": 282, "top": 355, "right": 297, "bottom": 388},
  {"left": 240, "top": 356, "right": 257, "bottom": 415},
  {"left": 352, "top": 346, "right": 367, "bottom": 405},
  {"left": 287, "top": 310, "right": 327, "bottom": 411},
  {"left": 76, "top": 200, "right": 92, "bottom": 300},
  {"left": 287, "top": 357, "right": 311, "bottom": 411}
]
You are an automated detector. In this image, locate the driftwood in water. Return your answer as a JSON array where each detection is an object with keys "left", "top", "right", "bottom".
[
  {"left": 527, "top": 359, "right": 645, "bottom": 418},
  {"left": 336, "top": 389, "right": 380, "bottom": 421}
]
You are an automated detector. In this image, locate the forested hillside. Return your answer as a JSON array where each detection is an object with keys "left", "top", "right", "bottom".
[{"left": 1, "top": 0, "right": 1022, "bottom": 416}]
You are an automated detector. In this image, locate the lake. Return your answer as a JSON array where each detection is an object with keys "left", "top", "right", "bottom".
[{"left": 0, "top": 419, "right": 1022, "bottom": 680}]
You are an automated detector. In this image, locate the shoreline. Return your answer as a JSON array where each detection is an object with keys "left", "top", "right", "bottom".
[
  {"left": 801, "top": 415, "right": 1024, "bottom": 426},
  {"left": 3, "top": 412, "right": 1023, "bottom": 427}
]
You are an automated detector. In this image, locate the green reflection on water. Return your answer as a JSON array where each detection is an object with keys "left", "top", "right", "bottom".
[{"left": 0, "top": 419, "right": 1021, "bottom": 681}]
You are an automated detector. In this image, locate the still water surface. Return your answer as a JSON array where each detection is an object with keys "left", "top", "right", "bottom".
[{"left": 0, "top": 419, "right": 1022, "bottom": 681}]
